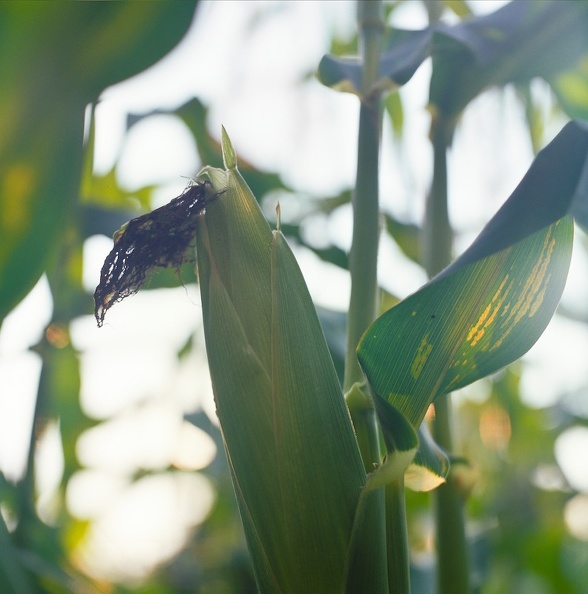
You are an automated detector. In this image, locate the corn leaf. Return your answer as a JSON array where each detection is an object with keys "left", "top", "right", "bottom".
[
  {"left": 318, "top": 28, "right": 431, "bottom": 95},
  {"left": 430, "top": 1, "right": 588, "bottom": 118},
  {"left": 406, "top": 424, "right": 450, "bottom": 492},
  {"left": 358, "top": 120, "right": 588, "bottom": 430}
]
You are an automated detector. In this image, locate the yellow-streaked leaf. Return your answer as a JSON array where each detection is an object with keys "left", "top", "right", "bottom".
[
  {"left": 358, "top": 218, "right": 572, "bottom": 429},
  {"left": 358, "top": 121, "right": 588, "bottom": 431}
]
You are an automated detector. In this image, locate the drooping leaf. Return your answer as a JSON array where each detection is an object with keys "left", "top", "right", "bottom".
[
  {"left": 405, "top": 424, "right": 450, "bottom": 492},
  {"left": 429, "top": 1, "right": 588, "bottom": 119},
  {"left": 364, "top": 395, "right": 418, "bottom": 492},
  {"left": 383, "top": 213, "right": 422, "bottom": 265},
  {"left": 318, "top": 28, "right": 431, "bottom": 95},
  {"left": 358, "top": 120, "right": 588, "bottom": 429}
]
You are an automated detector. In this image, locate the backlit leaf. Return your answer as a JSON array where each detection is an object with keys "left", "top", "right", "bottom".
[
  {"left": 358, "top": 121, "right": 588, "bottom": 429},
  {"left": 429, "top": 1, "right": 588, "bottom": 119}
]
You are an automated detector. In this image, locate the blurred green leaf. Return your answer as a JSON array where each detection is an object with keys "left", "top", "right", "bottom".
[
  {"left": 0, "top": 512, "right": 36, "bottom": 594},
  {"left": 82, "top": 166, "right": 156, "bottom": 213},
  {"left": 552, "top": 56, "right": 588, "bottom": 121},
  {"left": 384, "top": 91, "right": 404, "bottom": 139},
  {"left": 515, "top": 82, "right": 547, "bottom": 155},
  {"left": 318, "top": 28, "right": 431, "bottom": 95},
  {"left": 0, "top": 2, "right": 197, "bottom": 322},
  {"left": 279, "top": 222, "right": 350, "bottom": 270},
  {"left": 384, "top": 213, "right": 422, "bottom": 264},
  {"left": 178, "top": 98, "right": 290, "bottom": 201},
  {"left": 429, "top": 1, "right": 588, "bottom": 120},
  {"left": 316, "top": 306, "right": 347, "bottom": 383},
  {"left": 442, "top": 0, "right": 473, "bottom": 19},
  {"left": 176, "top": 98, "right": 222, "bottom": 168}
]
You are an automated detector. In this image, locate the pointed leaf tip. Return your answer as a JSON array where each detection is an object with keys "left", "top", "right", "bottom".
[{"left": 221, "top": 126, "right": 237, "bottom": 170}]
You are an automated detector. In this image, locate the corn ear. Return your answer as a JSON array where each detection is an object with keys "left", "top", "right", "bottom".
[{"left": 196, "top": 131, "right": 377, "bottom": 593}]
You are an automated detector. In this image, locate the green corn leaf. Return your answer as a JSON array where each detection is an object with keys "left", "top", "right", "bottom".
[
  {"left": 319, "top": 1, "right": 588, "bottom": 110},
  {"left": 429, "top": 1, "right": 588, "bottom": 119},
  {"left": 196, "top": 132, "right": 380, "bottom": 593},
  {"left": 364, "top": 395, "right": 418, "bottom": 492},
  {"left": 358, "top": 120, "right": 588, "bottom": 431},
  {"left": 318, "top": 28, "right": 431, "bottom": 96}
]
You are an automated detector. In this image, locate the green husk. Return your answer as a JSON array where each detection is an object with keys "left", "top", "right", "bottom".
[{"left": 195, "top": 132, "right": 381, "bottom": 593}]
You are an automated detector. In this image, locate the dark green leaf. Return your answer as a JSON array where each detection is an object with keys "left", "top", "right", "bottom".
[
  {"left": 318, "top": 28, "right": 432, "bottom": 95},
  {"left": 430, "top": 1, "right": 588, "bottom": 118}
]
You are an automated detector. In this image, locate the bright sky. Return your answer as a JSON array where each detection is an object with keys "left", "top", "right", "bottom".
[{"left": 1, "top": 0, "right": 588, "bottom": 583}]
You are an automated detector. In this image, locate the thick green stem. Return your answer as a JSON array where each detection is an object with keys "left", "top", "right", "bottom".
[
  {"left": 343, "top": 0, "right": 386, "bottom": 562},
  {"left": 423, "top": 120, "right": 452, "bottom": 279},
  {"left": 345, "top": 95, "right": 382, "bottom": 476},
  {"left": 386, "top": 478, "right": 410, "bottom": 593},
  {"left": 425, "top": 117, "right": 470, "bottom": 594},
  {"left": 345, "top": 0, "right": 384, "bottom": 484},
  {"left": 344, "top": 4, "right": 411, "bottom": 594},
  {"left": 344, "top": 1, "right": 382, "bottom": 393},
  {"left": 433, "top": 396, "right": 470, "bottom": 594}
]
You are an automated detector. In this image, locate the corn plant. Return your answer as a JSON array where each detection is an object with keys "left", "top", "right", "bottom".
[{"left": 2, "top": 1, "right": 588, "bottom": 593}]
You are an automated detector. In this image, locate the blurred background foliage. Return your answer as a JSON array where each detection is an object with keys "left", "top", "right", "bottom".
[{"left": 1, "top": 1, "right": 588, "bottom": 593}]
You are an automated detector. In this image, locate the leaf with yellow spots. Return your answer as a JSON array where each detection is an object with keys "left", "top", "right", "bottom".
[{"left": 358, "top": 120, "right": 588, "bottom": 430}]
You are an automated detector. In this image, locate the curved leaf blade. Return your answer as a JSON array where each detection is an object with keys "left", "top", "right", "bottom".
[
  {"left": 405, "top": 423, "right": 450, "bottom": 492},
  {"left": 359, "top": 219, "right": 572, "bottom": 428},
  {"left": 429, "top": 1, "right": 588, "bottom": 118},
  {"left": 358, "top": 120, "right": 588, "bottom": 429},
  {"left": 318, "top": 29, "right": 431, "bottom": 95}
]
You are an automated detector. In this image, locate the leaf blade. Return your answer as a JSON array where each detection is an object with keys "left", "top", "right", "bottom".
[{"left": 358, "top": 120, "right": 588, "bottom": 429}]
